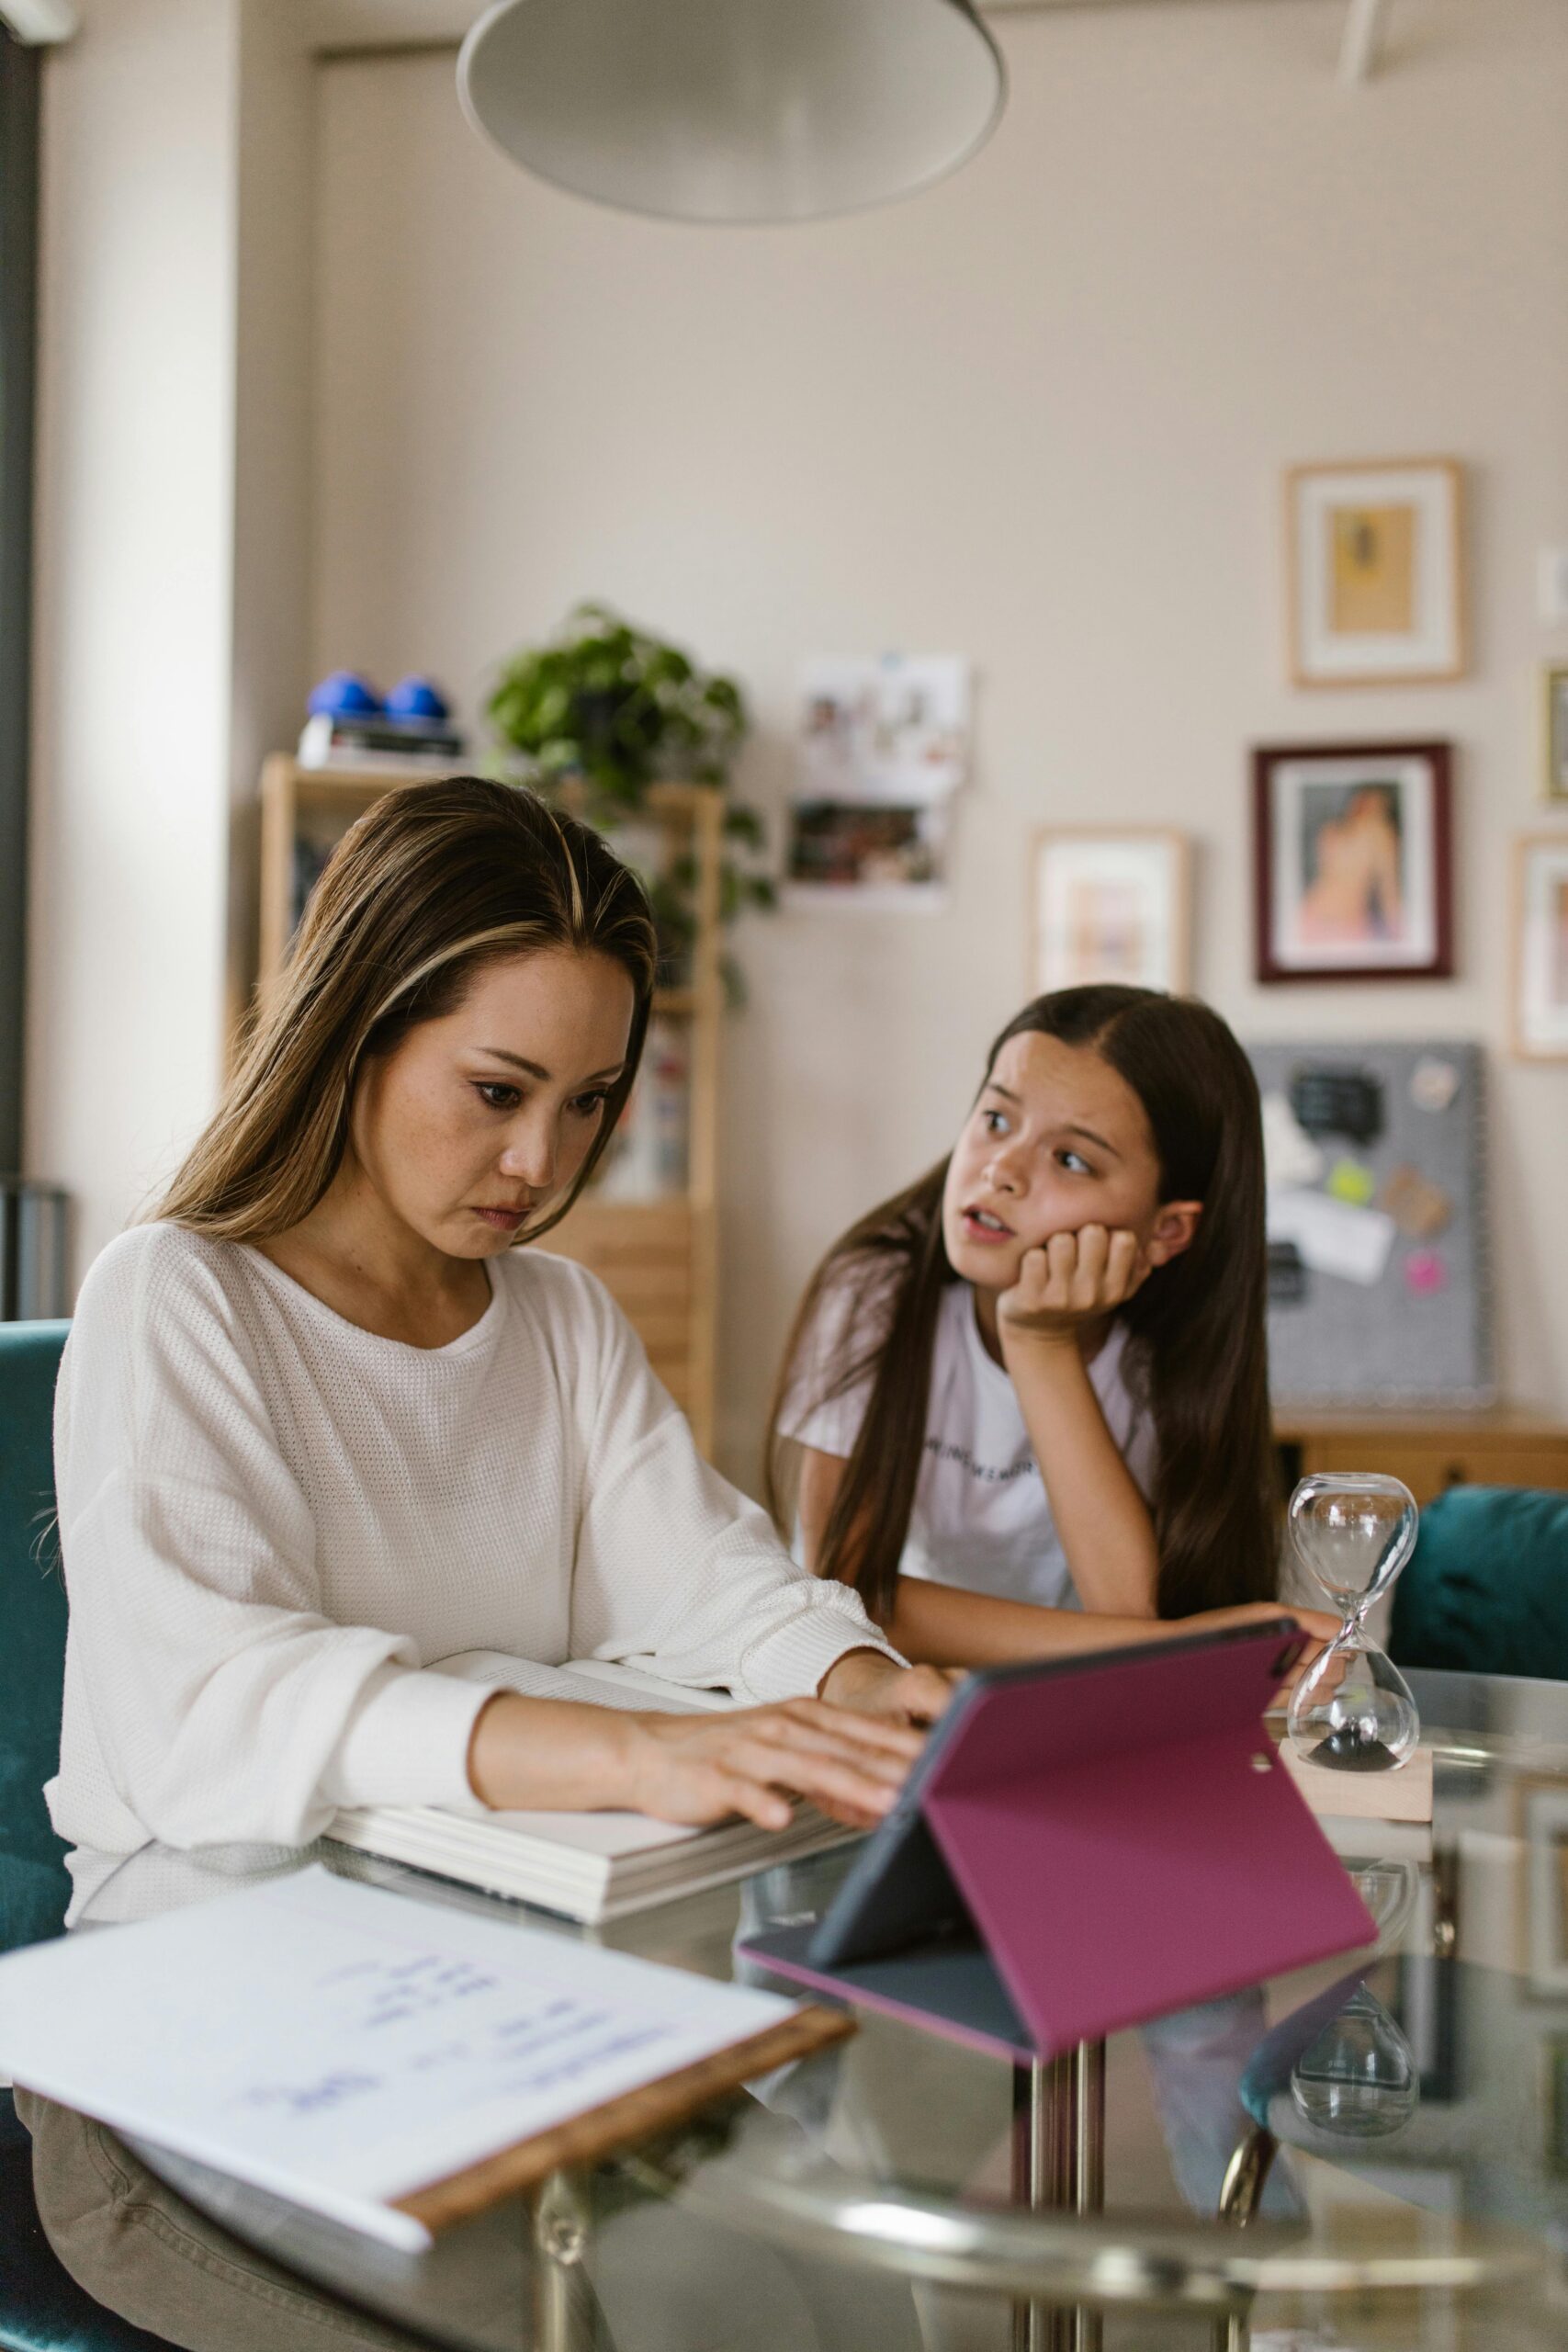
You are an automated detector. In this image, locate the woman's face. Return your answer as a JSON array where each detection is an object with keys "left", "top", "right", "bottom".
[
  {"left": 349, "top": 947, "right": 636, "bottom": 1260},
  {"left": 941, "top": 1031, "right": 1200, "bottom": 1293}
]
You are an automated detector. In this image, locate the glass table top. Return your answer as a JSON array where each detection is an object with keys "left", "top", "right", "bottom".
[{"left": 45, "top": 1667, "right": 1568, "bottom": 2349}]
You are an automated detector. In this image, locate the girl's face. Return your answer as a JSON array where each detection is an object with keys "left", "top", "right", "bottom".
[
  {"left": 941, "top": 1031, "right": 1201, "bottom": 1292},
  {"left": 349, "top": 947, "right": 635, "bottom": 1261}
]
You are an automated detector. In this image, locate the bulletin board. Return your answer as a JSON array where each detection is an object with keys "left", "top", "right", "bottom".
[{"left": 1245, "top": 1040, "right": 1493, "bottom": 1408}]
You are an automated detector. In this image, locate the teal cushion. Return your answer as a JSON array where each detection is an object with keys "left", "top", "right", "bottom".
[
  {"left": 1391, "top": 1485, "right": 1568, "bottom": 1681},
  {"left": 0, "top": 1324, "right": 72, "bottom": 1957},
  {"left": 0, "top": 1328, "right": 180, "bottom": 2350}
]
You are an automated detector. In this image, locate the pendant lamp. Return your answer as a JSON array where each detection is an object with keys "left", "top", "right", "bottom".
[{"left": 457, "top": 0, "right": 1007, "bottom": 226}]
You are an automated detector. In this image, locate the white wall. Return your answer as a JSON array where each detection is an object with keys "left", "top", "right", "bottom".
[
  {"left": 27, "top": 0, "right": 315, "bottom": 1261},
  {"left": 310, "top": 1, "right": 1568, "bottom": 1485},
  {"left": 229, "top": 0, "right": 317, "bottom": 1030},
  {"left": 28, "top": 0, "right": 240, "bottom": 1259},
  {"left": 31, "top": 3, "right": 1566, "bottom": 1478}
]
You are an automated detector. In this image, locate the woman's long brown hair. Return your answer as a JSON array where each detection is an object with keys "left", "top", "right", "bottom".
[
  {"left": 767, "top": 986, "right": 1276, "bottom": 1623},
  {"left": 158, "top": 777, "right": 658, "bottom": 1242}
]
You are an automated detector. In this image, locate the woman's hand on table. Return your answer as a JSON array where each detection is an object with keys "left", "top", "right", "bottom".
[
  {"left": 621, "top": 1696, "right": 929, "bottom": 1833},
  {"left": 466, "top": 1659, "right": 947, "bottom": 1832}
]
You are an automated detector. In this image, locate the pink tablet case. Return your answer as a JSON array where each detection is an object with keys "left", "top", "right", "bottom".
[
  {"left": 748, "top": 1630, "right": 1378, "bottom": 2057},
  {"left": 922, "top": 1636, "right": 1376, "bottom": 2051}
]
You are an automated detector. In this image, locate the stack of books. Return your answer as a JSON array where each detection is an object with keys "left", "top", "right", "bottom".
[
  {"left": 325, "top": 1799, "right": 855, "bottom": 1924},
  {"left": 324, "top": 1657, "right": 858, "bottom": 1922}
]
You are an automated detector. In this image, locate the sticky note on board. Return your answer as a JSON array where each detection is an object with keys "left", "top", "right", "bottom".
[
  {"left": 1409, "top": 1057, "right": 1460, "bottom": 1114},
  {"left": 1404, "top": 1250, "right": 1449, "bottom": 1296},
  {"left": 1262, "top": 1092, "right": 1325, "bottom": 1191},
  {"left": 1267, "top": 1190, "right": 1397, "bottom": 1287},
  {"left": 1326, "top": 1157, "right": 1377, "bottom": 1207},
  {"left": 1381, "top": 1163, "right": 1452, "bottom": 1241}
]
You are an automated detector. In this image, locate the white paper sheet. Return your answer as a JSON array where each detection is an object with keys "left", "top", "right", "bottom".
[
  {"left": 1260, "top": 1091, "right": 1325, "bottom": 1192},
  {"left": 1267, "top": 1188, "right": 1396, "bottom": 1287},
  {"left": 0, "top": 1865, "right": 795, "bottom": 2248}
]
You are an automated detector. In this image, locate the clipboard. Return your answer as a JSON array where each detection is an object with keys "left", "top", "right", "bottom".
[
  {"left": 740, "top": 1621, "right": 1379, "bottom": 2061},
  {"left": 0, "top": 1865, "right": 858, "bottom": 2249},
  {"left": 396, "top": 2004, "right": 853, "bottom": 2231}
]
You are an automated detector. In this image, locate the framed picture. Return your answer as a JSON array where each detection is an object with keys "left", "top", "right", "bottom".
[
  {"left": 1285, "top": 458, "right": 1465, "bottom": 686},
  {"left": 1542, "top": 664, "right": 1568, "bottom": 804},
  {"left": 1030, "top": 831, "right": 1190, "bottom": 996},
  {"left": 1253, "top": 741, "right": 1453, "bottom": 983},
  {"left": 1513, "top": 834, "right": 1568, "bottom": 1061},
  {"left": 784, "top": 797, "right": 950, "bottom": 907},
  {"left": 1518, "top": 1779, "right": 1568, "bottom": 1996}
]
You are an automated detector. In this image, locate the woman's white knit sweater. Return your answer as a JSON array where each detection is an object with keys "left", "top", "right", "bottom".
[{"left": 47, "top": 1224, "right": 895, "bottom": 1904}]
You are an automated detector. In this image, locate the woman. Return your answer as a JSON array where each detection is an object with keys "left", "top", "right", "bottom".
[{"left": 47, "top": 776, "right": 948, "bottom": 1923}]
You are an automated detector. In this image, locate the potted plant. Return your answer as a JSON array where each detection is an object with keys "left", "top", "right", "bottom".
[{"left": 487, "top": 604, "right": 774, "bottom": 993}]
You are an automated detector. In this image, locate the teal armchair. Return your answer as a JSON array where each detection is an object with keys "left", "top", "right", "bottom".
[
  {"left": 0, "top": 1321, "right": 72, "bottom": 1957},
  {"left": 1391, "top": 1484, "right": 1568, "bottom": 1682},
  {"left": 0, "top": 1319, "right": 173, "bottom": 2351}
]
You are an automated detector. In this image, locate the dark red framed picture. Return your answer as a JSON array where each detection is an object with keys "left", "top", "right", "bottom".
[{"left": 1252, "top": 741, "right": 1454, "bottom": 984}]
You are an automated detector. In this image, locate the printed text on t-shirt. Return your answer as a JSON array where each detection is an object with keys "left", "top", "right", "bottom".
[{"left": 922, "top": 1436, "right": 1039, "bottom": 1486}]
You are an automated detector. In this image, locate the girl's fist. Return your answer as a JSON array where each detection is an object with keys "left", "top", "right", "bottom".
[{"left": 998, "top": 1224, "right": 1147, "bottom": 1346}]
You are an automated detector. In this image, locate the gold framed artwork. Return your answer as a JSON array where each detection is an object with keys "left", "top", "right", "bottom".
[
  {"left": 1030, "top": 830, "right": 1190, "bottom": 997},
  {"left": 1542, "top": 664, "right": 1568, "bottom": 804},
  {"left": 1514, "top": 834, "right": 1568, "bottom": 1062},
  {"left": 1284, "top": 458, "right": 1466, "bottom": 687}
]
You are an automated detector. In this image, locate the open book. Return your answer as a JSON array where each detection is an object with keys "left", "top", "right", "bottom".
[{"left": 325, "top": 1656, "right": 861, "bottom": 1923}]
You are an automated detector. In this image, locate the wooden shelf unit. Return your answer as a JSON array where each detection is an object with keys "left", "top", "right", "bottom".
[
  {"left": 255, "top": 756, "right": 726, "bottom": 1454},
  {"left": 1274, "top": 1403, "right": 1568, "bottom": 1506}
]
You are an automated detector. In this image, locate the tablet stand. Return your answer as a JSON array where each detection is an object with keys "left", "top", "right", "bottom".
[{"left": 1011, "top": 2042, "right": 1104, "bottom": 2352}]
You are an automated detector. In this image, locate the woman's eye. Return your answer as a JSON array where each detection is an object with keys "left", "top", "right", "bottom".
[
  {"left": 475, "top": 1081, "right": 521, "bottom": 1112},
  {"left": 1057, "top": 1149, "right": 1094, "bottom": 1175},
  {"left": 570, "top": 1090, "right": 610, "bottom": 1119},
  {"left": 981, "top": 1109, "right": 1009, "bottom": 1136}
]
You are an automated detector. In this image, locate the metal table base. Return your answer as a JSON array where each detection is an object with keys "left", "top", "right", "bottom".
[{"left": 1010, "top": 2041, "right": 1106, "bottom": 2352}]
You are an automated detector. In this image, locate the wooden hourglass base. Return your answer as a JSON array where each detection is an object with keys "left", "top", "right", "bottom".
[{"left": 1279, "top": 1740, "right": 1434, "bottom": 1823}]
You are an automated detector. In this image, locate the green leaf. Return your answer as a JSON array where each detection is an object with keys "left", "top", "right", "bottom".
[
  {"left": 484, "top": 602, "right": 779, "bottom": 1001},
  {"left": 723, "top": 804, "right": 765, "bottom": 848}
]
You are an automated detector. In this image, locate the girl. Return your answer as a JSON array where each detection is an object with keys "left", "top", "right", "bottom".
[
  {"left": 771, "top": 985, "right": 1332, "bottom": 1666},
  {"left": 47, "top": 777, "right": 950, "bottom": 1922}
]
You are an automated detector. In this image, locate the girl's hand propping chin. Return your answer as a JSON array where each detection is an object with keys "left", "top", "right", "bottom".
[{"left": 998, "top": 1224, "right": 1148, "bottom": 1351}]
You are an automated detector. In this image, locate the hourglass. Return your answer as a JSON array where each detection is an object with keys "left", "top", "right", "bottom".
[
  {"left": 1289, "top": 1984, "right": 1418, "bottom": 2139},
  {"left": 1285, "top": 1473, "right": 1420, "bottom": 1772}
]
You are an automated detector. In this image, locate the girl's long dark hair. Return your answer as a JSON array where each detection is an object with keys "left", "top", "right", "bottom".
[{"left": 767, "top": 986, "right": 1276, "bottom": 1624}]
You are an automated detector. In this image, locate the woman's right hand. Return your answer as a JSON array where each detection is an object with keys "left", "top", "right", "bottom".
[
  {"left": 467, "top": 1689, "right": 922, "bottom": 1830},
  {"left": 621, "top": 1699, "right": 923, "bottom": 1832}
]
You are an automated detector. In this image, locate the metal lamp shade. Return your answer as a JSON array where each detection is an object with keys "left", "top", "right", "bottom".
[{"left": 457, "top": 0, "right": 1007, "bottom": 225}]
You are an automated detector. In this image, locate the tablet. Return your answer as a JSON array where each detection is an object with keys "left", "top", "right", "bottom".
[{"left": 808, "top": 1617, "right": 1309, "bottom": 1971}]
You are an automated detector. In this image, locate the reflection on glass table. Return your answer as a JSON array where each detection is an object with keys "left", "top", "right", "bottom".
[{"left": 17, "top": 1666, "right": 1568, "bottom": 2352}]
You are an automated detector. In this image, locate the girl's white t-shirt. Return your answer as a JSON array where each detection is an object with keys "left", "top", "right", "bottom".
[{"left": 778, "top": 1275, "right": 1157, "bottom": 1609}]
